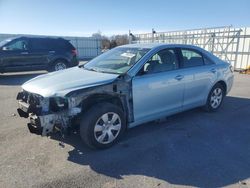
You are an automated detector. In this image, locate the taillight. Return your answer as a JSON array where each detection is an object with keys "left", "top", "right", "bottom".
[{"left": 72, "top": 49, "right": 77, "bottom": 56}]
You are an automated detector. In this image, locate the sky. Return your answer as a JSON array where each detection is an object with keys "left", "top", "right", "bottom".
[{"left": 0, "top": 0, "right": 250, "bottom": 37}]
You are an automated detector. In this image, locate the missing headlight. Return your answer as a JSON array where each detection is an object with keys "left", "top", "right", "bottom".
[{"left": 50, "top": 97, "right": 68, "bottom": 112}]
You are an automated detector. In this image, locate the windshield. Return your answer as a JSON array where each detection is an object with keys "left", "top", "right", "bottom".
[
  {"left": 0, "top": 39, "right": 12, "bottom": 47},
  {"left": 83, "top": 47, "right": 150, "bottom": 74}
]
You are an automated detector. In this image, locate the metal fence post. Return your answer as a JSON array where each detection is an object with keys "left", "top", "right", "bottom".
[
  {"left": 129, "top": 30, "right": 132, "bottom": 44},
  {"left": 75, "top": 37, "right": 79, "bottom": 58},
  {"left": 152, "top": 28, "right": 156, "bottom": 42},
  {"left": 211, "top": 33, "right": 215, "bottom": 53},
  {"left": 96, "top": 38, "right": 99, "bottom": 56},
  {"left": 234, "top": 29, "right": 242, "bottom": 69}
]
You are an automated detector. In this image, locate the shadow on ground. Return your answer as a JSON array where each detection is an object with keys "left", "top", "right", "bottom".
[
  {"left": 0, "top": 72, "right": 45, "bottom": 85},
  {"left": 49, "top": 96, "right": 250, "bottom": 187}
]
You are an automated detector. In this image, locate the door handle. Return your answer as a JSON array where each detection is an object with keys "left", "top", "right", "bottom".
[
  {"left": 20, "top": 52, "right": 29, "bottom": 55},
  {"left": 175, "top": 75, "right": 184, "bottom": 81},
  {"left": 210, "top": 68, "right": 216, "bottom": 73}
]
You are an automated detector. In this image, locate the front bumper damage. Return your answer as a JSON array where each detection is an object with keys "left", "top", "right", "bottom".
[{"left": 17, "top": 91, "right": 81, "bottom": 136}]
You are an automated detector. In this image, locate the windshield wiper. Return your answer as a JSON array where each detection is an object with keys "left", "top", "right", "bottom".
[
  {"left": 83, "top": 66, "right": 120, "bottom": 74},
  {"left": 83, "top": 66, "right": 104, "bottom": 73},
  {"left": 83, "top": 67, "right": 97, "bottom": 72}
]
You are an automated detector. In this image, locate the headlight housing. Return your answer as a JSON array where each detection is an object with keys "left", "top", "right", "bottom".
[{"left": 50, "top": 97, "right": 68, "bottom": 112}]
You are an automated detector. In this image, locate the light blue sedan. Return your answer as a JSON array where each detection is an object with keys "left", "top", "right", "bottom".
[{"left": 17, "top": 44, "right": 234, "bottom": 149}]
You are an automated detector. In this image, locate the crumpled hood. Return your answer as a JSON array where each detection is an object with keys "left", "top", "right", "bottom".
[{"left": 22, "top": 67, "right": 119, "bottom": 97}]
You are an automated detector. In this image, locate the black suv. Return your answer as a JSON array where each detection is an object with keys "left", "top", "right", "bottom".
[{"left": 0, "top": 36, "right": 79, "bottom": 73}]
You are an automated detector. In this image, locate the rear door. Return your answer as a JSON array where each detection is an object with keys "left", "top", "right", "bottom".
[
  {"left": 179, "top": 48, "right": 217, "bottom": 110},
  {"left": 28, "top": 38, "right": 50, "bottom": 69},
  {"left": 132, "top": 48, "right": 185, "bottom": 124}
]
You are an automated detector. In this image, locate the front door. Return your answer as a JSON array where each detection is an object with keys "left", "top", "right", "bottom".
[
  {"left": 132, "top": 48, "right": 184, "bottom": 124},
  {"left": 2, "top": 38, "right": 33, "bottom": 72}
]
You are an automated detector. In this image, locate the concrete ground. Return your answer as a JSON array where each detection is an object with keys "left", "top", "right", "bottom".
[{"left": 0, "top": 72, "right": 250, "bottom": 188}]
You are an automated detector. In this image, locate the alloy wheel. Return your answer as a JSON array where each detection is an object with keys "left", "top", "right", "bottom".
[
  {"left": 55, "top": 62, "right": 67, "bottom": 71},
  {"left": 94, "top": 112, "right": 122, "bottom": 144},
  {"left": 210, "top": 87, "right": 223, "bottom": 109}
]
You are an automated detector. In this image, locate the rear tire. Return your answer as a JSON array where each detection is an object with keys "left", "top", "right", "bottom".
[
  {"left": 80, "top": 102, "right": 126, "bottom": 149},
  {"left": 49, "top": 59, "right": 68, "bottom": 72},
  {"left": 204, "top": 83, "right": 225, "bottom": 112}
]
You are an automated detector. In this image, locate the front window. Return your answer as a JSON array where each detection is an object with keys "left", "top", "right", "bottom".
[
  {"left": 83, "top": 47, "right": 150, "bottom": 74},
  {"left": 3, "top": 39, "right": 28, "bottom": 51},
  {"left": 139, "top": 49, "right": 178, "bottom": 75},
  {"left": 0, "top": 39, "right": 12, "bottom": 47}
]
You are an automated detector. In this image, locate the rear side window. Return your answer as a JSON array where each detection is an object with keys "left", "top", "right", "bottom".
[
  {"left": 62, "top": 40, "right": 74, "bottom": 50},
  {"left": 204, "top": 56, "right": 215, "bottom": 65},
  {"left": 30, "top": 38, "right": 74, "bottom": 51},
  {"left": 48, "top": 39, "right": 74, "bottom": 50},
  {"left": 31, "top": 39, "right": 50, "bottom": 50},
  {"left": 181, "top": 49, "right": 204, "bottom": 68}
]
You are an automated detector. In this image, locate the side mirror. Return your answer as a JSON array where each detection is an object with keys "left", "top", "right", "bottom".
[
  {"left": 137, "top": 68, "right": 147, "bottom": 76},
  {"left": 2, "top": 46, "right": 9, "bottom": 51}
]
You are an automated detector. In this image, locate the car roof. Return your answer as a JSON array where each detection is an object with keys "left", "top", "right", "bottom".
[
  {"left": 120, "top": 43, "right": 205, "bottom": 51},
  {"left": 5, "top": 36, "right": 66, "bottom": 41},
  {"left": 120, "top": 43, "right": 222, "bottom": 65}
]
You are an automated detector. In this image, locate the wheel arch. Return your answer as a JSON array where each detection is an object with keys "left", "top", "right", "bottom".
[
  {"left": 203, "top": 80, "right": 227, "bottom": 112},
  {"left": 80, "top": 93, "right": 128, "bottom": 124},
  {"left": 215, "top": 80, "right": 227, "bottom": 94},
  {"left": 205, "top": 79, "right": 227, "bottom": 104},
  {"left": 51, "top": 57, "right": 69, "bottom": 65},
  {"left": 47, "top": 57, "right": 70, "bottom": 71}
]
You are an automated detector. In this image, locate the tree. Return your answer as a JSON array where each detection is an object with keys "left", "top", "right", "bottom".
[
  {"left": 102, "top": 37, "right": 111, "bottom": 49},
  {"left": 91, "top": 31, "right": 129, "bottom": 49},
  {"left": 110, "top": 40, "right": 117, "bottom": 49},
  {"left": 91, "top": 30, "right": 102, "bottom": 39},
  {"left": 110, "top": 34, "right": 129, "bottom": 47}
]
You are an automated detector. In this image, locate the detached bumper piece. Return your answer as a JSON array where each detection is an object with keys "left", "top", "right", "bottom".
[
  {"left": 17, "top": 100, "right": 30, "bottom": 118},
  {"left": 18, "top": 106, "right": 67, "bottom": 137},
  {"left": 27, "top": 114, "right": 65, "bottom": 136},
  {"left": 16, "top": 91, "right": 49, "bottom": 136},
  {"left": 17, "top": 108, "right": 29, "bottom": 118},
  {"left": 16, "top": 91, "right": 79, "bottom": 137},
  {"left": 27, "top": 115, "right": 43, "bottom": 135}
]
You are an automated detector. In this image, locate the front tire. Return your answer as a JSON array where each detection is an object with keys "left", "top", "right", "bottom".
[
  {"left": 204, "top": 83, "right": 225, "bottom": 112},
  {"left": 80, "top": 103, "right": 126, "bottom": 149}
]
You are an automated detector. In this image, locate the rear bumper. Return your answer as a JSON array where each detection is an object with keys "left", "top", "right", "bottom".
[
  {"left": 226, "top": 74, "right": 234, "bottom": 94},
  {"left": 70, "top": 56, "right": 79, "bottom": 67}
]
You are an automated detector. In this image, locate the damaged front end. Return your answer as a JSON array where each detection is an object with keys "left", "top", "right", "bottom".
[{"left": 16, "top": 90, "right": 82, "bottom": 136}]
